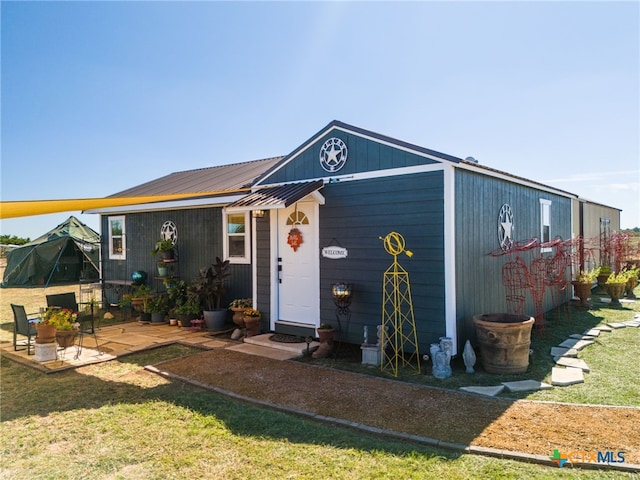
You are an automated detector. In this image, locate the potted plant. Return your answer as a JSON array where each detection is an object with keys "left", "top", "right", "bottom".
[
  {"left": 317, "top": 322, "right": 335, "bottom": 345},
  {"left": 191, "top": 257, "right": 230, "bottom": 331},
  {"left": 572, "top": 267, "right": 599, "bottom": 308},
  {"left": 229, "top": 298, "right": 252, "bottom": 326},
  {"left": 174, "top": 297, "right": 200, "bottom": 327},
  {"left": 623, "top": 264, "right": 639, "bottom": 299},
  {"left": 148, "top": 294, "right": 168, "bottom": 323},
  {"left": 597, "top": 265, "right": 612, "bottom": 292},
  {"left": 243, "top": 308, "right": 261, "bottom": 337},
  {"left": 151, "top": 238, "right": 175, "bottom": 261},
  {"left": 605, "top": 270, "right": 629, "bottom": 307},
  {"left": 43, "top": 307, "right": 79, "bottom": 348},
  {"left": 130, "top": 284, "right": 153, "bottom": 313}
]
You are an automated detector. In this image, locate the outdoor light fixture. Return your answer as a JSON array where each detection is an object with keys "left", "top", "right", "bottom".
[{"left": 252, "top": 210, "right": 265, "bottom": 219}]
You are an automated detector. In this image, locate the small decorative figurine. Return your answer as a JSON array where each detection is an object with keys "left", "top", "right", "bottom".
[{"left": 463, "top": 339, "right": 476, "bottom": 374}]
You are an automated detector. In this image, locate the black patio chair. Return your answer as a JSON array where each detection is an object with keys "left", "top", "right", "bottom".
[
  {"left": 11, "top": 304, "right": 38, "bottom": 355},
  {"left": 46, "top": 292, "right": 96, "bottom": 333}
]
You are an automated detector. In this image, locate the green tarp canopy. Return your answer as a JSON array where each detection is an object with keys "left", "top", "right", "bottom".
[{"left": 2, "top": 216, "right": 100, "bottom": 287}]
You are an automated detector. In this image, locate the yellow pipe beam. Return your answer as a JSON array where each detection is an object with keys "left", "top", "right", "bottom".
[{"left": 0, "top": 188, "right": 254, "bottom": 219}]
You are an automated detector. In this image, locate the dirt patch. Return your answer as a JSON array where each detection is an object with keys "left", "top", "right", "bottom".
[{"left": 156, "top": 348, "right": 640, "bottom": 464}]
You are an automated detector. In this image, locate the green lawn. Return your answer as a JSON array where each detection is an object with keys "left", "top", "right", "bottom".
[
  {"left": 1, "top": 289, "right": 638, "bottom": 479},
  {"left": 306, "top": 289, "right": 640, "bottom": 406},
  {"left": 2, "top": 343, "right": 637, "bottom": 478}
]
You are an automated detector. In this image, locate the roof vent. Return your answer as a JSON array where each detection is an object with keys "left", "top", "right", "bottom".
[{"left": 465, "top": 156, "right": 479, "bottom": 164}]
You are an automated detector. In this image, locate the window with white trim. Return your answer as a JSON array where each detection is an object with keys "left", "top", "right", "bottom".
[
  {"left": 223, "top": 211, "right": 250, "bottom": 264},
  {"left": 540, "top": 199, "right": 552, "bottom": 253},
  {"left": 108, "top": 216, "right": 126, "bottom": 260}
]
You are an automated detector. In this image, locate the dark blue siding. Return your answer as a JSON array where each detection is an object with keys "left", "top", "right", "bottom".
[
  {"left": 319, "top": 171, "right": 445, "bottom": 353},
  {"left": 265, "top": 131, "right": 440, "bottom": 184},
  {"left": 101, "top": 207, "right": 251, "bottom": 306},
  {"left": 454, "top": 169, "right": 573, "bottom": 345}
]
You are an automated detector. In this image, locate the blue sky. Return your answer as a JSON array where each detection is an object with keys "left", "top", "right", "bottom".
[{"left": 1, "top": 1, "right": 638, "bottom": 241}]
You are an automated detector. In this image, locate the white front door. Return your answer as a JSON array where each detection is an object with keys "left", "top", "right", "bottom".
[{"left": 277, "top": 201, "right": 319, "bottom": 326}]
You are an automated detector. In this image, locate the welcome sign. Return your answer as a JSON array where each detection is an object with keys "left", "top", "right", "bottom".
[{"left": 322, "top": 245, "right": 348, "bottom": 259}]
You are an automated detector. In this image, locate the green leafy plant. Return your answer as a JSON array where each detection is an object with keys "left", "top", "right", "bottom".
[
  {"left": 151, "top": 238, "right": 174, "bottom": 257},
  {"left": 147, "top": 294, "right": 168, "bottom": 314},
  {"left": 606, "top": 270, "right": 630, "bottom": 284},
  {"left": 575, "top": 267, "right": 600, "bottom": 283},
  {"left": 174, "top": 297, "right": 201, "bottom": 315},
  {"left": 318, "top": 322, "right": 334, "bottom": 330},
  {"left": 191, "top": 257, "right": 230, "bottom": 310},
  {"left": 229, "top": 298, "right": 252, "bottom": 309}
]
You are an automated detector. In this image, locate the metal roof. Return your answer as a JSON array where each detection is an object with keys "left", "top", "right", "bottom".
[
  {"left": 227, "top": 180, "right": 324, "bottom": 210},
  {"left": 110, "top": 157, "right": 284, "bottom": 197}
]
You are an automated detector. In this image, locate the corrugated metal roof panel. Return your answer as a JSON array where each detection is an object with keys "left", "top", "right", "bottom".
[
  {"left": 228, "top": 180, "right": 324, "bottom": 209},
  {"left": 110, "top": 157, "right": 284, "bottom": 197}
]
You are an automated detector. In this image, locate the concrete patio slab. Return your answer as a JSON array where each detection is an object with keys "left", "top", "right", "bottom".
[
  {"left": 551, "top": 367, "right": 584, "bottom": 386},
  {"left": 558, "top": 338, "right": 594, "bottom": 350},
  {"left": 226, "top": 342, "right": 302, "bottom": 360},
  {"left": 550, "top": 347, "right": 578, "bottom": 358},
  {"left": 459, "top": 385, "right": 505, "bottom": 397},
  {"left": 593, "top": 325, "right": 613, "bottom": 332},
  {"left": 554, "top": 357, "right": 590, "bottom": 372},
  {"left": 569, "top": 333, "right": 596, "bottom": 340},
  {"left": 501, "top": 380, "right": 552, "bottom": 392},
  {"left": 583, "top": 329, "right": 601, "bottom": 337}
]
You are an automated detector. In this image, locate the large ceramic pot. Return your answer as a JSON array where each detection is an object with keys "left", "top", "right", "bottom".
[
  {"left": 606, "top": 282, "right": 626, "bottom": 307},
  {"left": 572, "top": 281, "right": 593, "bottom": 308},
  {"left": 35, "top": 324, "right": 57, "bottom": 344},
  {"left": 55, "top": 330, "right": 77, "bottom": 348},
  {"left": 203, "top": 309, "right": 227, "bottom": 331},
  {"left": 472, "top": 313, "right": 535, "bottom": 374},
  {"left": 151, "top": 313, "right": 166, "bottom": 323}
]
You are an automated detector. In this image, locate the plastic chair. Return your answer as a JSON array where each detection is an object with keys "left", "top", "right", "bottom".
[{"left": 11, "top": 304, "right": 38, "bottom": 355}]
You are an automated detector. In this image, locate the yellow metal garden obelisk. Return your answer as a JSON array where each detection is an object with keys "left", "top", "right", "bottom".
[{"left": 380, "top": 232, "right": 421, "bottom": 376}]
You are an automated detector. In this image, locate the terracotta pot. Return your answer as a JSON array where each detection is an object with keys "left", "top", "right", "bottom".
[
  {"left": 606, "top": 282, "right": 626, "bottom": 307},
  {"left": 625, "top": 275, "right": 638, "bottom": 299},
  {"left": 572, "top": 281, "right": 593, "bottom": 308},
  {"left": 35, "top": 324, "right": 57, "bottom": 344},
  {"left": 55, "top": 330, "right": 77, "bottom": 348},
  {"left": 244, "top": 316, "right": 261, "bottom": 337},
  {"left": 597, "top": 273, "right": 611, "bottom": 293},
  {"left": 230, "top": 307, "right": 246, "bottom": 327},
  {"left": 472, "top": 313, "right": 534, "bottom": 374},
  {"left": 317, "top": 328, "right": 335, "bottom": 345}
]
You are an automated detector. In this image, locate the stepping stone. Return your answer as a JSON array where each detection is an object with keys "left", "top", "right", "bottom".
[
  {"left": 583, "top": 329, "right": 601, "bottom": 337},
  {"left": 459, "top": 385, "right": 505, "bottom": 397},
  {"left": 623, "top": 321, "right": 640, "bottom": 328},
  {"left": 554, "top": 357, "right": 590, "bottom": 372},
  {"left": 594, "top": 325, "right": 613, "bottom": 332},
  {"left": 501, "top": 380, "right": 553, "bottom": 392},
  {"left": 569, "top": 334, "right": 596, "bottom": 340},
  {"left": 552, "top": 367, "right": 584, "bottom": 386},
  {"left": 558, "top": 338, "right": 594, "bottom": 350},
  {"left": 550, "top": 347, "right": 578, "bottom": 358},
  {"left": 607, "top": 322, "right": 627, "bottom": 329}
]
